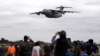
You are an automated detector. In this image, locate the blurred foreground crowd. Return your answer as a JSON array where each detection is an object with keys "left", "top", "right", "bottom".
[{"left": 0, "top": 30, "right": 99, "bottom": 56}]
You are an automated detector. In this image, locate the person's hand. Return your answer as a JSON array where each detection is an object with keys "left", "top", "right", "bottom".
[
  {"left": 55, "top": 32, "right": 59, "bottom": 36},
  {"left": 27, "top": 36, "right": 31, "bottom": 40}
]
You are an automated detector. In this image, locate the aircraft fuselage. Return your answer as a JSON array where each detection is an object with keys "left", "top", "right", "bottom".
[{"left": 42, "top": 9, "right": 62, "bottom": 18}]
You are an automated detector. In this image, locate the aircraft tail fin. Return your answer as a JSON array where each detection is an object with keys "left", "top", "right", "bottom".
[{"left": 56, "top": 6, "right": 72, "bottom": 11}]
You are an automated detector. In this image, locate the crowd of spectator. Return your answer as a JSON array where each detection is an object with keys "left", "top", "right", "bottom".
[{"left": 0, "top": 30, "right": 99, "bottom": 56}]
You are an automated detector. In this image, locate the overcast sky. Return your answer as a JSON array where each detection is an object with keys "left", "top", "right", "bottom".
[{"left": 0, "top": 0, "right": 100, "bottom": 43}]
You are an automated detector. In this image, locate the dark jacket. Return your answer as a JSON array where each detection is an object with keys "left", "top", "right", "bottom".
[
  {"left": 54, "top": 30, "right": 70, "bottom": 56},
  {"left": 0, "top": 45, "right": 7, "bottom": 56}
]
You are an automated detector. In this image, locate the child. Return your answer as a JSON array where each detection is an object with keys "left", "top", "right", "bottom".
[
  {"left": 80, "top": 48, "right": 88, "bottom": 56},
  {"left": 66, "top": 46, "right": 74, "bottom": 56}
]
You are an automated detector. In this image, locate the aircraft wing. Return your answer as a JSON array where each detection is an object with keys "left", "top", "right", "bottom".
[
  {"left": 63, "top": 11, "right": 80, "bottom": 13},
  {"left": 51, "top": 10, "right": 80, "bottom": 13},
  {"left": 50, "top": 10, "right": 80, "bottom": 14},
  {"left": 30, "top": 12, "right": 40, "bottom": 15},
  {"left": 57, "top": 11, "right": 80, "bottom": 14}
]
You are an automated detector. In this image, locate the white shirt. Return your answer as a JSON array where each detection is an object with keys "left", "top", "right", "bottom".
[{"left": 31, "top": 46, "right": 41, "bottom": 56}]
